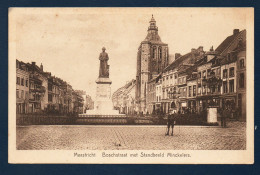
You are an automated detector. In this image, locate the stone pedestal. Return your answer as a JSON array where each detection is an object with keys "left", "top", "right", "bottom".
[
  {"left": 86, "top": 77, "right": 120, "bottom": 115},
  {"left": 207, "top": 107, "right": 218, "bottom": 123}
]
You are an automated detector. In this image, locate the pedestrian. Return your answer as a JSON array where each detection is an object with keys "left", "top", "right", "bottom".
[
  {"left": 165, "top": 109, "right": 175, "bottom": 136},
  {"left": 221, "top": 106, "right": 230, "bottom": 128}
]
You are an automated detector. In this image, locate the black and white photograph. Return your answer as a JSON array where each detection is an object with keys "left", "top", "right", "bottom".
[{"left": 9, "top": 8, "right": 254, "bottom": 164}]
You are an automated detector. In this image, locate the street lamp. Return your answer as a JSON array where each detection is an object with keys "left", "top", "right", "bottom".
[{"left": 167, "top": 90, "right": 180, "bottom": 113}]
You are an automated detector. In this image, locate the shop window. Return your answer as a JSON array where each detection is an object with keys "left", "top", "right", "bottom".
[
  {"left": 229, "top": 80, "right": 234, "bottom": 93},
  {"left": 229, "top": 67, "right": 234, "bottom": 77},
  {"left": 223, "top": 69, "right": 228, "bottom": 78},
  {"left": 223, "top": 81, "right": 228, "bottom": 93},
  {"left": 239, "top": 73, "right": 244, "bottom": 88}
]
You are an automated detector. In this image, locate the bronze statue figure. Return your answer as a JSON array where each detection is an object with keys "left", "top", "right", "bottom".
[{"left": 99, "top": 47, "right": 109, "bottom": 78}]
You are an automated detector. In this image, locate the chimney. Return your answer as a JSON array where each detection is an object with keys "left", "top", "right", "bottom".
[
  {"left": 191, "top": 48, "right": 196, "bottom": 53},
  {"left": 40, "top": 63, "right": 43, "bottom": 71},
  {"left": 198, "top": 46, "right": 203, "bottom": 52},
  {"left": 32, "top": 62, "right": 36, "bottom": 66},
  {"left": 233, "top": 29, "right": 239, "bottom": 35},
  {"left": 175, "top": 53, "right": 181, "bottom": 60}
]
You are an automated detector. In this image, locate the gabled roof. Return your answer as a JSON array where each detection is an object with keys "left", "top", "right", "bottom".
[
  {"left": 215, "top": 30, "right": 245, "bottom": 56},
  {"left": 164, "top": 52, "right": 191, "bottom": 72}
]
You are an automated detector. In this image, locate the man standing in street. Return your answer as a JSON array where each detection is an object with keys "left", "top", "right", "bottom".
[
  {"left": 165, "top": 109, "right": 175, "bottom": 136},
  {"left": 221, "top": 106, "right": 230, "bottom": 128}
]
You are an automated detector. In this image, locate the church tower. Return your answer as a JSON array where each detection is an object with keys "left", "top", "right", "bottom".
[{"left": 136, "top": 15, "right": 169, "bottom": 113}]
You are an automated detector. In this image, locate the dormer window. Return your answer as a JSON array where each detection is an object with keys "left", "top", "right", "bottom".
[{"left": 227, "top": 53, "right": 231, "bottom": 61}]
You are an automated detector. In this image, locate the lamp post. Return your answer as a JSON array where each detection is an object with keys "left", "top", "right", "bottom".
[{"left": 167, "top": 90, "right": 180, "bottom": 113}]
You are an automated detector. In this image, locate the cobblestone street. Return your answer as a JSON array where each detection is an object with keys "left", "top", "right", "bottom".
[{"left": 16, "top": 122, "right": 246, "bottom": 150}]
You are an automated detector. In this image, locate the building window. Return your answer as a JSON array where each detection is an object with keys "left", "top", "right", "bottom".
[
  {"left": 21, "top": 78, "right": 24, "bottom": 86},
  {"left": 229, "top": 67, "right": 235, "bottom": 77},
  {"left": 16, "top": 77, "right": 20, "bottom": 85},
  {"left": 216, "top": 68, "right": 220, "bottom": 76},
  {"left": 158, "top": 47, "right": 162, "bottom": 60},
  {"left": 179, "top": 78, "right": 182, "bottom": 84},
  {"left": 239, "top": 73, "right": 245, "bottom": 88},
  {"left": 153, "top": 46, "right": 157, "bottom": 59},
  {"left": 193, "top": 85, "right": 196, "bottom": 96},
  {"left": 218, "top": 85, "right": 221, "bottom": 92},
  {"left": 16, "top": 90, "right": 19, "bottom": 98},
  {"left": 207, "top": 69, "right": 211, "bottom": 76},
  {"left": 21, "top": 90, "right": 24, "bottom": 99},
  {"left": 198, "top": 72, "right": 201, "bottom": 78},
  {"left": 188, "top": 86, "right": 192, "bottom": 97},
  {"left": 203, "top": 71, "right": 206, "bottom": 78},
  {"left": 48, "top": 94, "right": 53, "bottom": 102},
  {"left": 223, "top": 81, "right": 228, "bottom": 93},
  {"left": 198, "top": 87, "right": 201, "bottom": 95},
  {"left": 26, "top": 80, "right": 28, "bottom": 87},
  {"left": 223, "top": 69, "right": 228, "bottom": 78},
  {"left": 25, "top": 91, "right": 29, "bottom": 99},
  {"left": 240, "top": 59, "right": 245, "bottom": 68},
  {"left": 227, "top": 53, "right": 231, "bottom": 61},
  {"left": 170, "top": 75, "right": 172, "bottom": 79},
  {"left": 229, "top": 80, "right": 234, "bottom": 93},
  {"left": 174, "top": 73, "right": 177, "bottom": 79},
  {"left": 211, "top": 85, "right": 215, "bottom": 93},
  {"left": 202, "top": 85, "right": 206, "bottom": 94}
]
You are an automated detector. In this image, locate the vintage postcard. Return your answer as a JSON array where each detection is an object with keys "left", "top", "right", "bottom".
[{"left": 9, "top": 8, "right": 254, "bottom": 164}]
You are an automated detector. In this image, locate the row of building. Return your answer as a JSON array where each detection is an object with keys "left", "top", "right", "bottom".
[
  {"left": 112, "top": 15, "right": 246, "bottom": 121},
  {"left": 16, "top": 60, "right": 85, "bottom": 115}
]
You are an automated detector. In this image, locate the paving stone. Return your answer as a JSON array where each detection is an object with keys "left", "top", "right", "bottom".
[{"left": 16, "top": 122, "right": 246, "bottom": 150}]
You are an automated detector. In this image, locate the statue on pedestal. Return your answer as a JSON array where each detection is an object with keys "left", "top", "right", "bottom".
[{"left": 99, "top": 47, "right": 109, "bottom": 78}]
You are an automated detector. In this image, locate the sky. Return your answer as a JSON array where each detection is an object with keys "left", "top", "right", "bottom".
[{"left": 12, "top": 8, "right": 249, "bottom": 99}]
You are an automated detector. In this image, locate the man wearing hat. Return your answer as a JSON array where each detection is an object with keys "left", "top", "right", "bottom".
[{"left": 165, "top": 109, "right": 176, "bottom": 136}]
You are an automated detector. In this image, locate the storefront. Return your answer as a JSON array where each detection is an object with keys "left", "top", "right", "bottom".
[{"left": 221, "top": 94, "right": 237, "bottom": 119}]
